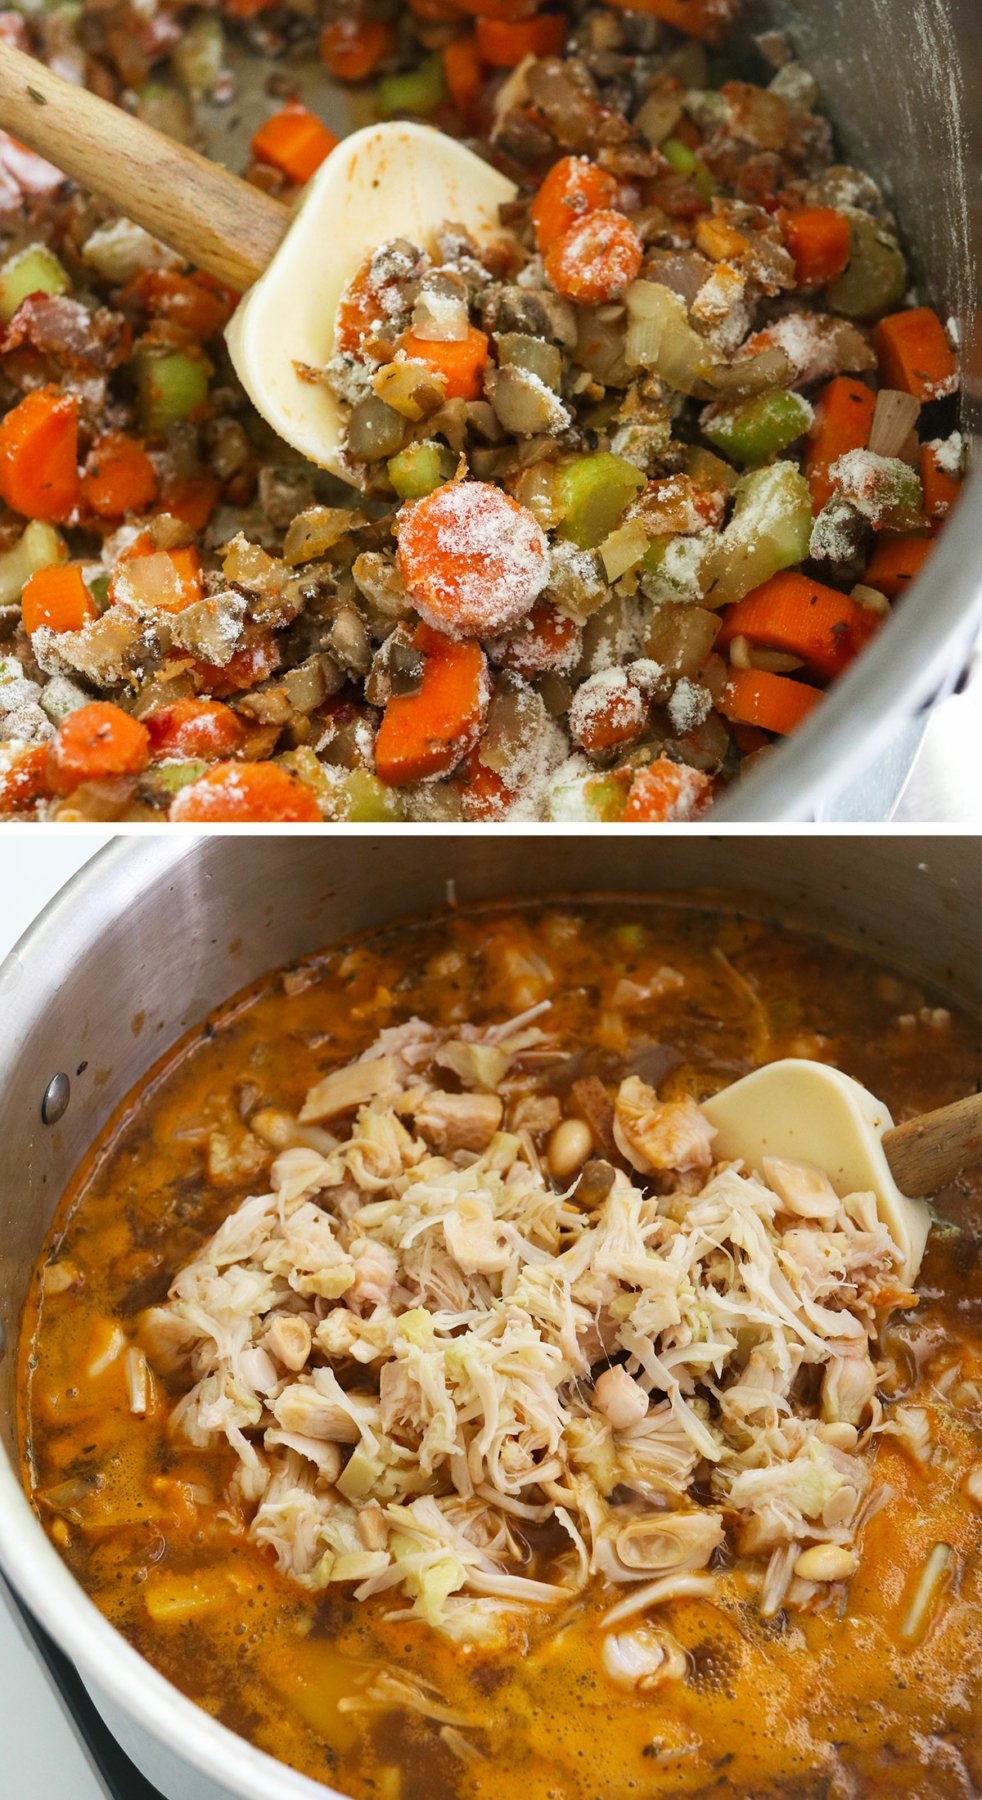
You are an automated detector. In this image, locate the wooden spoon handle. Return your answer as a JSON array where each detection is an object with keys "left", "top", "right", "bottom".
[
  {"left": 0, "top": 42, "right": 288, "bottom": 291},
  {"left": 882, "top": 1092, "right": 982, "bottom": 1196}
]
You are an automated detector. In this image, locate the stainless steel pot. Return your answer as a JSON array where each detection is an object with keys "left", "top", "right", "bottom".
[
  {"left": 198, "top": 0, "right": 982, "bottom": 822},
  {"left": 0, "top": 832, "right": 980, "bottom": 1799}
]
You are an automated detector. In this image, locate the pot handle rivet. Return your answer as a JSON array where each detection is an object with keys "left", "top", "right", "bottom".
[{"left": 41, "top": 1072, "right": 70, "bottom": 1125}]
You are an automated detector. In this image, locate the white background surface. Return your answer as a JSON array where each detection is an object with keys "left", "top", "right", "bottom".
[{"left": 1, "top": 833, "right": 114, "bottom": 1800}]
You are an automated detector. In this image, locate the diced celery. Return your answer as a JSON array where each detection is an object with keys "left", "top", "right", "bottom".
[
  {"left": 40, "top": 674, "right": 93, "bottom": 724},
  {"left": 661, "top": 136, "right": 716, "bottom": 201},
  {"left": 703, "top": 390, "right": 813, "bottom": 467},
  {"left": 826, "top": 211, "right": 906, "bottom": 319},
  {"left": 557, "top": 453, "right": 646, "bottom": 550},
  {"left": 1, "top": 519, "right": 65, "bottom": 607},
  {"left": 0, "top": 244, "right": 69, "bottom": 324},
  {"left": 86, "top": 572, "right": 110, "bottom": 613},
  {"left": 387, "top": 440, "right": 455, "bottom": 501},
  {"left": 145, "top": 759, "right": 208, "bottom": 798},
  {"left": 376, "top": 56, "right": 446, "bottom": 120},
  {"left": 548, "top": 760, "right": 630, "bottom": 821},
  {"left": 642, "top": 533, "right": 671, "bottom": 576},
  {"left": 135, "top": 349, "right": 210, "bottom": 433},
  {"left": 336, "top": 769, "right": 404, "bottom": 822},
  {"left": 171, "top": 14, "right": 224, "bottom": 99},
  {"left": 703, "top": 461, "right": 813, "bottom": 606}
]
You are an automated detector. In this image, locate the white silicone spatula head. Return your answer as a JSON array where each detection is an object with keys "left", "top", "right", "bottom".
[
  {"left": 224, "top": 121, "right": 517, "bottom": 479},
  {"left": 701, "top": 1060, "right": 932, "bottom": 1281}
]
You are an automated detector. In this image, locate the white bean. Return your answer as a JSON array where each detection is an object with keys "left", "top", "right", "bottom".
[
  {"left": 793, "top": 1544, "right": 857, "bottom": 1583},
  {"left": 547, "top": 1117, "right": 593, "bottom": 1181}
]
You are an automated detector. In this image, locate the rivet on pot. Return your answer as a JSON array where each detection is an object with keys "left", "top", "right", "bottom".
[{"left": 41, "top": 1072, "right": 70, "bottom": 1125}]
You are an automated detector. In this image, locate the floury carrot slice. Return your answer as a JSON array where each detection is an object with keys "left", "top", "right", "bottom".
[
  {"left": 170, "top": 761, "right": 321, "bottom": 821},
  {"left": 0, "top": 386, "right": 79, "bottom": 522},
  {"left": 804, "top": 376, "right": 876, "bottom": 512},
  {"left": 531, "top": 156, "right": 619, "bottom": 254},
  {"left": 21, "top": 563, "right": 97, "bottom": 634},
  {"left": 46, "top": 702, "right": 150, "bottom": 793},
  {"left": 871, "top": 308, "right": 958, "bottom": 403},
  {"left": 719, "top": 667, "right": 821, "bottom": 735},
  {"left": 716, "top": 571, "right": 882, "bottom": 680},
  {"left": 397, "top": 325, "right": 489, "bottom": 402},
  {"left": 396, "top": 480, "right": 549, "bottom": 637},
  {"left": 544, "top": 209, "right": 643, "bottom": 304},
  {"left": 375, "top": 624, "right": 488, "bottom": 785},
  {"left": 623, "top": 758, "right": 712, "bottom": 821}
]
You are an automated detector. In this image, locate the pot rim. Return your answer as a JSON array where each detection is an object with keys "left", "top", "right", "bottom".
[{"left": 0, "top": 836, "right": 336, "bottom": 1800}]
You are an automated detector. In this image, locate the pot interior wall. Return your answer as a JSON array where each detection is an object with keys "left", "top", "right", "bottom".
[{"left": 2, "top": 833, "right": 980, "bottom": 1461}]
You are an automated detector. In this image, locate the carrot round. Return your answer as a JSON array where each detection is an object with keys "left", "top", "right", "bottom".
[
  {"left": 862, "top": 533, "right": 932, "bottom": 599},
  {"left": 122, "top": 270, "right": 231, "bottom": 339},
  {"left": 545, "top": 210, "right": 643, "bottom": 304},
  {"left": 598, "top": 0, "right": 736, "bottom": 44},
  {"left": 719, "top": 667, "right": 822, "bottom": 735},
  {"left": 375, "top": 623, "right": 488, "bottom": 785},
  {"left": 475, "top": 13, "right": 565, "bottom": 65},
  {"left": 0, "top": 742, "right": 50, "bottom": 813},
  {"left": 531, "top": 155, "right": 619, "bottom": 254},
  {"left": 717, "top": 572, "right": 882, "bottom": 680},
  {"left": 443, "top": 34, "right": 483, "bottom": 116},
  {"left": 145, "top": 699, "right": 246, "bottom": 762},
  {"left": 396, "top": 480, "right": 549, "bottom": 637},
  {"left": 82, "top": 432, "right": 158, "bottom": 519},
  {"left": 251, "top": 104, "right": 338, "bottom": 185},
  {"left": 871, "top": 308, "right": 958, "bottom": 402},
  {"left": 457, "top": 742, "right": 517, "bottom": 821},
  {"left": 398, "top": 325, "right": 489, "bottom": 402},
  {"left": 494, "top": 600, "right": 582, "bottom": 676},
  {"left": 623, "top": 758, "right": 712, "bottom": 822},
  {"left": 320, "top": 19, "right": 394, "bottom": 82},
  {"left": 170, "top": 761, "right": 321, "bottom": 822},
  {"left": 21, "top": 563, "right": 97, "bottom": 635},
  {"left": 161, "top": 473, "right": 221, "bottom": 532},
  {"left": 193, "top": 638, "right": 281, "bottom": 698},
  {"left": 0, "top": 386, "right": 79, "bottom": 522},
  {"left": 919, "top": 443, "right": 962, "bottom": 522},
  {"left": 780, "top": 207, "right": 851, "bottom": 289},
  {"left": 46, "top": 702, "right": 151, "bottom": 794},
  {"left": 804, "top": 376, "right": 875, "bottom": 512}
]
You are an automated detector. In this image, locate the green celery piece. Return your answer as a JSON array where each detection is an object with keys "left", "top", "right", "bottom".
[
  {"left": 642, "top": 533, "right": 672, "bottom": 575},
  {"left": 582, "top": 773, "right": 629, "bottom": 821},
  {"left": 661, "top": 136, "right": 715, "bottom": 201},
  {"left": 135, "top": 350, "right": 210, "bottom": 433},
  {"left": 703, "top": 390, "right": 813, "bottom": 467},
  {"left": 86, "top": 572, "right": 110, "bottom": 613},
  {"left": 704, "top": 461, "right": 813, "bottom": 606},
  {"left": 148, "top": 759, "right": 208, "bottom": 797},
  {"left": 826, "top": 211, "right": 906, "bottom": 319},
  {"left": 338, "top": 769, "right": 404, "bottom": 822},
  {"left": 557, "top": 453, "right": 646, "bottom": 550},
  {"left": 376, "top": 56, "right": 446, "bottom": 120},
  {"left": 0, "top": 245, "right": 69, "bottom": 324},
  {"left": 878, "top": 461, "right": 923, "bottom": 532},
  {"left": 387, "top": 440, "right": 455, "bottom": 500}
]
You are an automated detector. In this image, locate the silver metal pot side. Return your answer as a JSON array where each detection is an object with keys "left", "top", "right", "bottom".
[{"left": 0, "top": 833, "right": 980, "bottom": 1798}]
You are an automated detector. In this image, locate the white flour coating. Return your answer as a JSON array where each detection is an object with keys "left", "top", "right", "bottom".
[
  {"left": 397, "top": 482, "right": 549, "bottom": 637},
  {"left": 926, "top": 431, "right": 963, "bottom": 476},
  {"left": 668, "top": 679, "right": 713, "bottom": 735},
  {"left": 569, "top": 667, "right": 646, "bottom": 747}
]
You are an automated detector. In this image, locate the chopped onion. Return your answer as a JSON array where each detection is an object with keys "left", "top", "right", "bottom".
[
  {"left": 868, "top": 388, "right": 921, "bottom": 458},
  {"left": 709, "top": 345, "right": 795, "bottom": 398},
  {"left": 600, "top": 518, "right": 649, "bottom": 582},
  {"left": 625, "top": 281, "right": 713, "bottom": 394}
]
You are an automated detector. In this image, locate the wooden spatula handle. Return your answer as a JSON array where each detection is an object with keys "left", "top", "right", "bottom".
[
  {"left": 0, "top": 42, "right": 288, "bottom": 291},
  {"left": 882, "top": 1092, "right": 982, "bottom": 1197}
]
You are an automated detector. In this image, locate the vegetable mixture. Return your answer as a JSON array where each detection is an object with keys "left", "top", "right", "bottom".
[
  {"left": 0, "top": 1, "right": 965, "bottom": 820},
  {"left": 19, "top": 903, "right": 982, "bottom": 1798}
]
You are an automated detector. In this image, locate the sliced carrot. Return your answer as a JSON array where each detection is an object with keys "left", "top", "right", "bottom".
[
  {"left": 716, "top": 571, "right": 882, "bottom": 680},
  {"left": 82, "top": 432, "right": 158, "bottom": 519},
  {"left": 871, "top": 308, "right": 957, "bottom": 402},
  {"left": 494, "top": 600, "right": 581, "bottom": 676},
  {"left": 375, "top": 623, "right": 488, "bottom": 785},
  {"left": 170, "top": 761, "right": 321, "bottom": 822},
  {"left": 161, "top": 472, "right": 221, "bottom": 532},
  {"left": 780, "top": 206, "right": 851, "bottom": 289},
  {"left": 120, "top": 270, "right": 232, "bottom": 339},
  {"left": 599, "top": 0, "right": 736, "bottom": 45},
  {"left": 544, "top": 209, "right": 643, "bottom": 304},
  {"left": 193, "top": 638, "right": 281, "bottom": 698},
  {"left": 475, "top": 13, "right": 565, "bottom": 65},
  {"left": 623, "top": 758, "right": 712, "bottom": 822},
  {"left": 320, "top": 18, "right": 394, "bottom": 82},
  {"left": 396, "top": 480, "right": 548, "bottom": 637},
  {"left": 46, "top": 702, "right": 150, "bottom": 794},
  {"left": 398, "top": 325, "right": 489, "bottom": 402},
  {"left": 919, "top": 442, "right": 962, "bottom": 522},
  {"left": 531, "top": 155, "right": 619, "bottom": 254},
  {"left": 0, "top": 742, "right": 50, "bottom": 813},
  {"left": 109, "top": 545, "right": 203, "bottom": 614},
  {"left": 145, "top": 699, "right": 246, "bottom": 762},
  {"left": 572, "top": 674, "right": 647, "bottom": 754},
  {"left": 862, "top": 533, "right": 932, "bottom": 599},
  {"left": 443, "top": 34, "right": 483, "bottom": 117},
  {"left": 804, "top": 375, "right": 875, "bottom": 512},
  {"left": 0, "top": 386, "right": 79, "bottom": 522},
  {"left": 21, "top": 563, "right": 97, "bottom": 635},
  {"left": 454, "top": 0, "right": 540, "bottom": 17},
  {"left": 457, "top": 742, "right": 517, "bottom": 821},
  {"left": 334, "top": 260, "right": 391, "bottom": 357},
  {"left": 250, "top": 104, "right": 338, "bottom": 185},
  {"left": 718, "top": 667, "right": 822, "bottom": 735}
]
